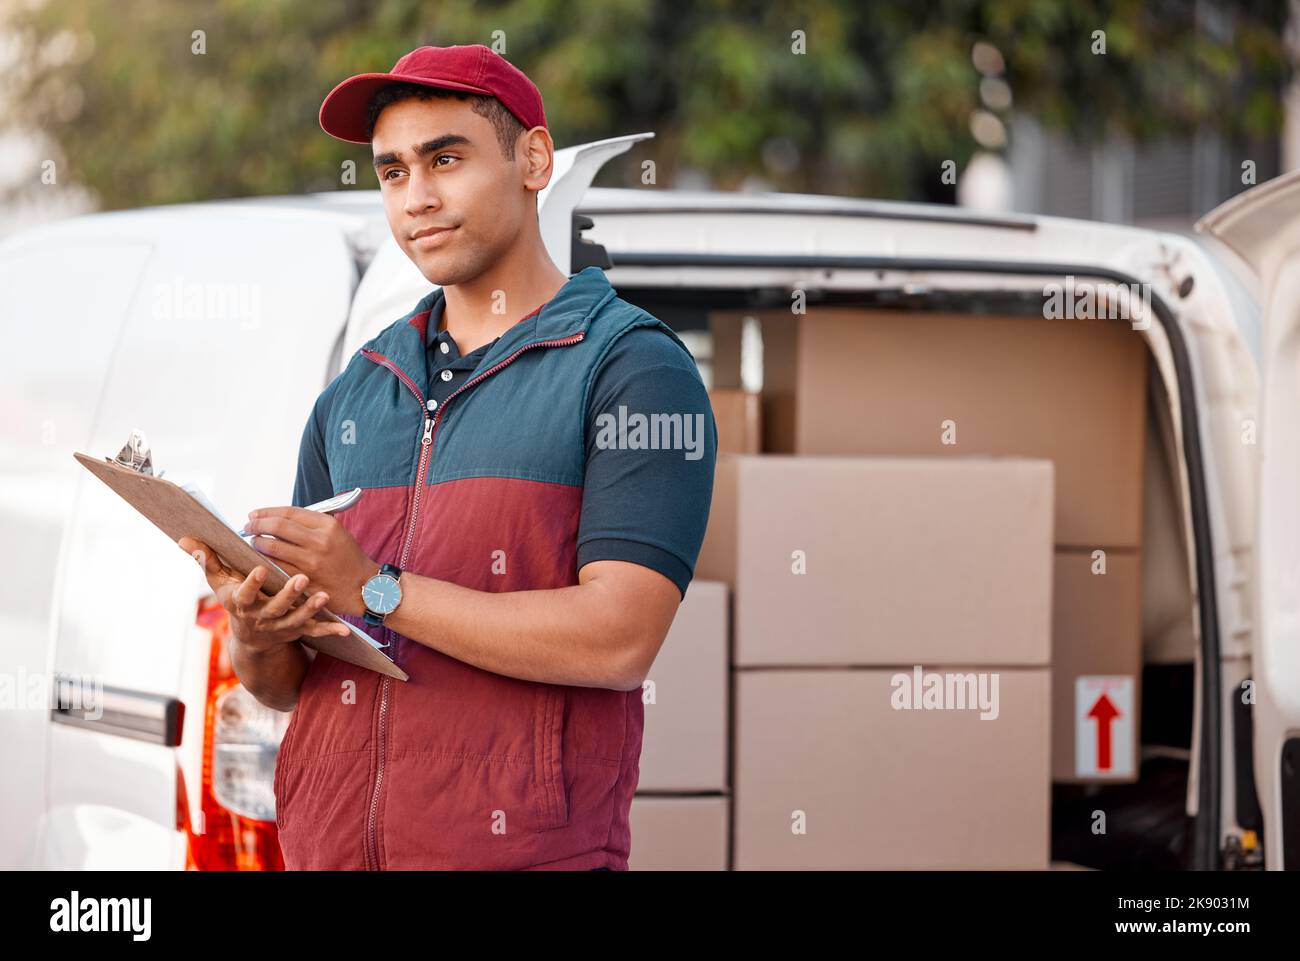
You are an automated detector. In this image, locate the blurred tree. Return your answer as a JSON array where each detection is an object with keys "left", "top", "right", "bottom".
[{"left": 0, "top": 0, "right": 1291, "bottom": 210}]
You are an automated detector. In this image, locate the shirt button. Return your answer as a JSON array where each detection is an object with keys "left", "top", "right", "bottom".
[
  {"left": 426, "top": 398, "right": 438, "bottom": 411},
  {"left": 439, "top": 341, "right": 450, "bottom": 355},
  {"left": 440, "top": 369, "right": 453, "bottom": 382}
]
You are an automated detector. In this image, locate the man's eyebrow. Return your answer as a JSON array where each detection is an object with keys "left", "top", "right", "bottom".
[{"left": 373, "top": 134, "right": 472, "bottom": 170}]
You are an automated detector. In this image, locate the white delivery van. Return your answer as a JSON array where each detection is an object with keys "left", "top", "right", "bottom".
[{"left": 0, "top": 131, "right": 1295, "bottom": 870}]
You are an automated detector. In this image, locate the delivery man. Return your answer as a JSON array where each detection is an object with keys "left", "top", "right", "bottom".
[{"left": 179, "top": 43, "right": 716, "bottom": 870}]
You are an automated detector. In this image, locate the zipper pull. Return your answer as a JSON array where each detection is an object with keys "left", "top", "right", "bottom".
[{"left": 421, "top": 414, "right": 434, "bottom": 446}]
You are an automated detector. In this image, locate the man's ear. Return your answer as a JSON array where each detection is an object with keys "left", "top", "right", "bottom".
[{"left": 520, "top": 126, "right": 555, "bottom": 194}]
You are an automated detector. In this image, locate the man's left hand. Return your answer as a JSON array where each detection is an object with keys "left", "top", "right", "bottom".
[{"left": 244, "top": 507, "right": 376, "bottom": 618}]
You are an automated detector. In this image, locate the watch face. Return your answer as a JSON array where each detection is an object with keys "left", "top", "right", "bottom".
[{"left": 363, "top": 574, "right": 402, "bottom": 615}]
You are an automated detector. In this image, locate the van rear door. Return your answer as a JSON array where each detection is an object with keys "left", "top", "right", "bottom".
[
  {"left": 0, "top": 233, "right": 154, "bottom": 869},
  {"left": 1198, "top": 169, "right": 1300, "bottom": 870},
  {"left": 21, "top": 206, "right": 357, "bottom": 868}
]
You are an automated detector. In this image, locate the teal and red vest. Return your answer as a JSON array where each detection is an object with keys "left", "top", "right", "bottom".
[{"left": 272, "top": 266, "right": 692, "bottom": 870}]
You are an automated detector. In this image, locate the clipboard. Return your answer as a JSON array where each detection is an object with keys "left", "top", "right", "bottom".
[{"left": 73, "top": 432, "right": 408, "bottom": 681}]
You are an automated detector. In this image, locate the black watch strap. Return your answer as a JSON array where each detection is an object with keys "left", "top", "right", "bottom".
[{"left": 363, "top": 564, "right": 403, "bottom": 626}]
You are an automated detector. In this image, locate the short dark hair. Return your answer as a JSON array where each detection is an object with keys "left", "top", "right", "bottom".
[{"left": 364, "top": 82, "right": 524, "bottom": 160}]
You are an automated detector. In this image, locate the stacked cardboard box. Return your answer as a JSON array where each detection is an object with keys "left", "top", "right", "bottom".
[
  {"left": 628, "top": 797, "right": 728, "bottom": 871},
  {"left": 698, "top": 454, "right": 1055, "bottom": 869},
  {"left": 708, "top": 388, "right": 761, "bottom": 454},
  {"left": 631, "top": 580, "right": 729, "bottom": 869},
  {"left": 712, "top": 307, "right": 1148, "bottom": 784},
  {"left": 735, "top": 668, "right": 1051, "bottom": 869},
  {"left": 698, "top": 456, "right": 1055, "bottom": 666},
  {"left": 1053, "top": 551, "right": 1143, "bottom": 782},
  {"left": 739, "top": 308, "right": 1147, "bottom": 547},
  {"left": 637, "top": 580, "right": 728, "bottom": 792}
]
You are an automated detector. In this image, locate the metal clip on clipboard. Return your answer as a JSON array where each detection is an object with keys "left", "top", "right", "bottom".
[{"left": 110, "top": 428, "right": 161, "bottom": 477}]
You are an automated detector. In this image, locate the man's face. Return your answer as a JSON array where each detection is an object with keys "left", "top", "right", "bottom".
[{"left": 371, "top": 96, "right": 534, "bottom": 286}]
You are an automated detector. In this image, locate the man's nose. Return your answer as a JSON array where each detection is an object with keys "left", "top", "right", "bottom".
[{"left": 403, "top": 169, "right": 442, "bottom": 218}]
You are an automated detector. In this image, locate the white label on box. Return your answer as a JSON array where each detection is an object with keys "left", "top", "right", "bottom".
[{"left": 1075, "top": 676, "right": 1134, "bottom": 778}]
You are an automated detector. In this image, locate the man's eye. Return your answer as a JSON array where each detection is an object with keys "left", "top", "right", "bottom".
[
  {"left": 382, "top": 168, "right": 404, "bottom": 181},
  {"left": 434, "top": 154, "right": 457, "bottom": 167}
]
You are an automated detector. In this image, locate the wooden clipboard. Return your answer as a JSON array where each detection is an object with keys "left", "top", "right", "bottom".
[{"left": 73, "top": 451, "right": 409, "bottom": 681}]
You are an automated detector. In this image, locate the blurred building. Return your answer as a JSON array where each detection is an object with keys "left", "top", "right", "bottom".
[
  {"left": 963, "top": 0, "right": 1300, "bottom": 232},
  {"left": 1003, "top": 116, "right": 1284, "bottom": 233}
]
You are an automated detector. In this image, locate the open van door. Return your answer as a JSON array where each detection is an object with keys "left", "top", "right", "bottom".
[
  {"left": 341, "top": 132, "right": 654, "bottom": 358},
  {"left": 1198, "top": 169, "right": 1300, "bottom": 870}
]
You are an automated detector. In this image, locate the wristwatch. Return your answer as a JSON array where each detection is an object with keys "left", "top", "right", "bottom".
[{"left": 362, "top": 563, "right": 404, "bottom": 626}]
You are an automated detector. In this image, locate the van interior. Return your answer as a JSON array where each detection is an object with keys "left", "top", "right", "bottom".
[{"left": 615, "top": 280, "right": 1243, "bottom": 871}]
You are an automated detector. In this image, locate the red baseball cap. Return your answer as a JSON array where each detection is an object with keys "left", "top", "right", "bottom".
[{"left": 319, "top": 43, "right": 547, "bottom": 144}]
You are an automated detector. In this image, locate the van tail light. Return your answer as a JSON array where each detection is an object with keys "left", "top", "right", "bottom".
[{"left": 182, "top": 597, "right": 287, "bottom": 870}]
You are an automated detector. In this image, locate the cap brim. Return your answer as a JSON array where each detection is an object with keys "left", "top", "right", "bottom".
[{"left": 318, "top": 72, "right": 493, "bottom": 144}]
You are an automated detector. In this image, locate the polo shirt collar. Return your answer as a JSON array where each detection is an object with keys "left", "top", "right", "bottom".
[
  {"left": 423, "top": 265, "right": 614, "bottom": 357},
  {"left": 366, "top": 266, "right": 616, "bottom": 392}
]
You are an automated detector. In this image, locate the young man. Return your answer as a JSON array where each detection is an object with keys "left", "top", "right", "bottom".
[{"left": 179, "top": 44, "right": 716, "bottom": 870}]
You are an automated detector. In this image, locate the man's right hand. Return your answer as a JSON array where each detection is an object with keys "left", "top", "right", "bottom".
[{"left": 178, "top": 536, "right": 350, "bottom": 651}]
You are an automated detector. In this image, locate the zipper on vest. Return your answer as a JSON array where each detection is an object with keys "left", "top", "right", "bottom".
[
  {"left": 357, "top": 347, "right": 430, "bottom": 871},
  {"left": 356, "top": 330, "right": 584, "bottom": 869}
]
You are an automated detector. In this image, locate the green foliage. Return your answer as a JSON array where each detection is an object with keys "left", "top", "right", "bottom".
[{"left": 1, "top": 0, "right": 1291, "bottom": 210}]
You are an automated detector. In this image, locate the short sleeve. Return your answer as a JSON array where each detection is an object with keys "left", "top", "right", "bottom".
[
  {"left": 576, "top": 325, "right": 718, "bottom": 600},
  {"left": 291, "top": 378, "right": 338, "bottom": 508}
]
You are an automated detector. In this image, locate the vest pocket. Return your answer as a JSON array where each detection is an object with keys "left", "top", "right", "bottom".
[{"left": 533, "top": 686, "right": 570, "bottom": 831}]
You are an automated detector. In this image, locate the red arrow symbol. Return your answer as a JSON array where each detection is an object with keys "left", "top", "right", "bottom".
[{"left": 1087, "top": 693, "right": 1121, "bottom": 770}]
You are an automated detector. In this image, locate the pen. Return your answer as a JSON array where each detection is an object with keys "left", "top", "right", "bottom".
[{"left": 237, "top": 486, "right": 363, "bottom": 538}]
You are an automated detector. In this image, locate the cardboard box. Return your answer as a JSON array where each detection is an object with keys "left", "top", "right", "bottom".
[
  {"left": 709, "top": 312, "right": 745, "bottom": 390},
  {"left": 708, "top": 312, "right": 794, "bottom": 453},
  {"left": 727, "top": 309, "right": 1148, "bottom": 548},
  {"left": 696, "top": 454, "right": 1054, "bottom": 667},
  {"left": 638, "top": 580, "right": 728, "bottom": 791},
  {"left": 708, "top": 389, "right": 761, "bottom": 454},
  {"left": 734, "top": 668, "right": 1051, "bottom": 869},
  {"left": 1052, "top": 549, "right": 1143, "bottom": 783},
  {"left": 629, "top": 796, "right": 729, "bottom": 870}
]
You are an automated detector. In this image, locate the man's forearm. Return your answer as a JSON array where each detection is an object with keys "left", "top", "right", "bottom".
[
  {"left": 228, "top": 626, "right": 313, "bottom": 712},
  {"left": 381, "top": 573, "right": 636, "bottom": 691}
]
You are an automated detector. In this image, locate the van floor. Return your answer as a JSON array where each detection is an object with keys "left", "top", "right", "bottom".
[{"left": 1050, "top": 756, "right": 1192, "bottom": 870}]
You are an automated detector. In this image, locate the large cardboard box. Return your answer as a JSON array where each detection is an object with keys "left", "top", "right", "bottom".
[
  {"left": 735, "top": 668, "right": 1051, "bottom": 869},
  {"left": 696, "top": 454, "right": 1054, "bottom": 667},
  {"left": 629, "top": 796, "right": 729, "bottom": 870},
  {"left": 708, "top": 389, "right": 761, "bottom": 454},
  {"left": 718, "top": 309, "right": 1148, "bottom": 549},
  {"left": 638, "top": 580, "right": 728, "bottom": 791},
  {"left": 1052, "top": 549, "right": 1143, "bottom": 783}
]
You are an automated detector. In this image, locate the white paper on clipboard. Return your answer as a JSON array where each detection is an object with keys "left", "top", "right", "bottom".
[{"left": 74, "top": 429, "right": 406, "bottom": 681}]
